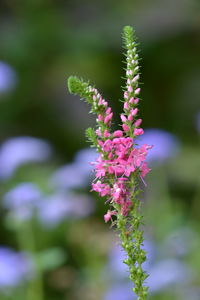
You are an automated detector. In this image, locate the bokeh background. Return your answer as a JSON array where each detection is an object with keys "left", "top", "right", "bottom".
[{"left": 0, "top": 0, "right": 200, "bottom": 299}]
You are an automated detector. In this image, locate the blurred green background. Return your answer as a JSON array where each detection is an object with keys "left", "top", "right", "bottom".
[{"left": 0, "top": 0, "right": 200, "bottom": 300}]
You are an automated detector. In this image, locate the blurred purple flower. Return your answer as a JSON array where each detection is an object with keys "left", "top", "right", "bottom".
[
  {"left": 196, "top": 111, "right": 200, "bottom": 133},
  {"left": 0, "top": 137, "right": 52, "bottom": 180},
  {"left": 38, "top": 192, "right": 94, "bottom": 228},
  {"left": 136, "top": 128, "right": 180, "bottom": 163},
  {"left": 50, "top": 148, "right": 97, "bottom": 190},
  {"left": 147, "top": 259, "right": 189, "bottom": 292},
  {"left": 103, "top": 282, "right": 135, "bottom": 300},
  {"left": 74, "top": 147, "right": 98, "bottom": 175},
  {"left": 0, "top": 247, "right": 34, "bottom": 288},
  {"left": 50, "top": 163, "right": 89, "bottom": 189},
  {"left": 106, "top": 238, "right": 190, "bottom": 295},
  {"left": 3, "top": 183, "right": 42, "bottom": 220},
  {"left": 106, "top": 240, "right": 155, "bottom": 281},
  {"left": 0, "top": 61, "right": 17, "bottom": 93}
]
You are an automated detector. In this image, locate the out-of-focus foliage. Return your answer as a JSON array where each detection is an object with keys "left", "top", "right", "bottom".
[{"left": 0, "top": 0, "right": 199, "bottom": 299}]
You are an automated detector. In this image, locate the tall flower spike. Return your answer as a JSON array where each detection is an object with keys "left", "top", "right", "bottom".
[
  {"left": 122, "top": 26, "right": 143, "bottom": 139},
  {"left": 67, "top": 26, "right": 152, "bottom": 300}
]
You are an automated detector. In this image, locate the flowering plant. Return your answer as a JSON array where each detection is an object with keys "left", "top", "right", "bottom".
[{"left": 67, "top": 25, "right": 152, "bottom": 300}]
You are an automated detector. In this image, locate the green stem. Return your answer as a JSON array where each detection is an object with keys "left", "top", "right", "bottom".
[
  {"left": 115, "top": 180, "right": 148, "bottom": 300},
  {"left": 15, "top": 220, "right": 44, "bottom": 300}
]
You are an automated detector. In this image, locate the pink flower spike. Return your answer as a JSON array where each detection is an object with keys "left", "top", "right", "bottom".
[
  {"left": 134, "top": 118, "right": 142, "bottom": 127},
  {"left": 135, "top": 88, "right": 141, "bottom": 95},
  {"left": 120, "top": 114, "right": 127, "bottom": 122},
  {"left": 128, "top": 86, "right": 133, "bottom": 93},
  {"left": 124, "top": 102, "right": 129, "bottom": 110},
  {"left": 122, "top": 124, "right": 129, "bottom": 132},
  {"left": 134, "top": 128, "right": 144, "bottom": 136},
  {"left": 128, "top": 114, "right": 133, "bottom": 121},
  {"left": 113, "top": 130, "right": 123, "bottom": 137},
  {"left": 129, "top": 97, "right": 135, "bottom": 104},
  {"left": 106, "top": 107, "right": 111, "bottom": 115},
  {"left": 132, "top": 75, "right": 139, "bottom": 83},
  {"left": 131, "top": 108, "right": 138, "bottom": 116},
  {"left": 134, "top": 98, "right": 139, "bottom": 104}
]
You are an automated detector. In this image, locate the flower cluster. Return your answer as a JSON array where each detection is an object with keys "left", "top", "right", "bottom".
[
  {"left": 92, "top": 136, "right": 151, "bottom": 221},
  {"left": 68, "top": 25, "right": 151, "bottom": 300}
]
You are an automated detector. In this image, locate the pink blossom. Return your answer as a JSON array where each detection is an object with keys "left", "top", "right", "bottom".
[
  {"left": 128, "top": 86, "right": 133, "bottom": 93},
  {"left": 96, "top": 129, "right": 102, "bottom": 136},
  {"left": 134, "top": 128, "right": 144, "bottom": 136},
  {"left": 98, "top": 114, "right": 104, "bottom": 121},
  {"left": 131, "top": 108, "right": 138, "bottom": 116},
  {"left": 104, "top": 210, "right": 116, "bottom": 222},
  {"left": 140, "top": 162, "right": 151, "bottom": 178},
  {"left": 132, "top": 75, "right": 139, "bottom": 83},
  {"left": 122, "top": 124, "right": 129, "bottom": 132},
  {"left": 120, "top": 114, "right": 127, "bottom": 122},
  {"left": 134, "top": 118, "right": 142, "bottom": 127},
  {"left": 113, "top": 130, "right": 123, "bottom": 137},
  {"left": 106, "top": 107, "right": 111, "bottom": 115},
  {"left": 135, "top": 88, "right": 140, "bottom": 95},
  {"left": 129, "top": 97, "right": 135, "bottom": 104},
  {"left": 134, "top": 98, "right": 139, "bottom": 104},
  {"left": 104, "top": 112, "right": 113, "bottom": 124},
  {"left": 128, "top": 114, "right": 133, "bottom": 121},
  {"left": 124, "top": 102, "right": 129, "bottom": 110},
  {"left": 124, "top": 91, "right": 128, "bottom": 99},
  {"left": 104, "top": 130, "right": 110, "bottom": 137}
]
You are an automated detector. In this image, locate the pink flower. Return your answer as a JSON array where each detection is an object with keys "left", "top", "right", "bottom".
[
  {"left": 134, "top": 98, "right": 139, "bottom": 104},
  {"left": 131, "top": 108, "right": 138, "bottom": 116},
  {"left": 140, "top": 162, "right": 151, "bottom": 178},
  {"left": 124, "top": 102, "right": 129, "bottom": 110},
  {"left": 104, "top": 130, "right": 110, "bottom": 137},
  {"left": 120, "top": 114, "right": 127, "bottom": 122},
  {"left": 124, "top": 91, "right": 128, "bottom": 99},
  {"left": 129, "top": 97, "right": 135, "bottom": 104},
  {"left": 106, "top": 107, "right": 111, "bottom": 114},
  {"left": 128, "top": 114, "right": 133, "bottom": 121},
  {"left": 132, "top": 75, "right": 139, "bottom": 83},
  {"left": 134, "top": 128, "right": 144, "bottom": 136},
  {"left": 104, "top": 210, "right": 116, "bottom": 222},
  {"left": 135, "top": 88, "right": 140, "bottom": 95},
  {"left": 134, "top": 118, "right": 142, "bottom": 127},
  {"left": 98, "top": 114, "right": 104, "bottom": 122},
  {"left": 104, "top": 112, "right": 113, "bottom": 124},
  {"left": 128, "top": 86, "right": 133, "bottom": 93},
  {"left": 122, "top": 124, "right": 129, "bottom": 132},
  {"left": 113, "top": 130, "right": 123, "bottom": 137}
]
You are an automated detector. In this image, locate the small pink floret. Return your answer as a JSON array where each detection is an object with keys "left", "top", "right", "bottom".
[
  {"left": 134, "top": 128, "right": 144, "bottom": 136},
  {"left": 129, "top": 97, "right": 135, "bottom": 104},
  {"left": 128, "top": 85, "right": 133, "bottom": 93},
  {"left": 120, "top": 114, "right": 127, "bottom": 122},
  {"left": 122, "top": 124, "right": 129, "bottom": 132},
  {"left": 134, "top": 118, "right": 142, "bottom": 127},
  {"left": 131, "top": 108, "right": 138, "bottom": 116},
  {"left": 135, "top": 88, "right": 141, "bottom": 95},
  {"left": 124, "top": 102, "right": 129, "bottom": 110},
  {"left": 113, "top": 130, "right": 123, "bottom": 137},
  {"left": 128, "top": 114, "right": 133, "bottom": 121}
]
